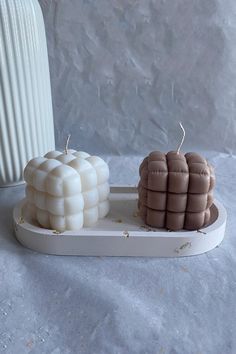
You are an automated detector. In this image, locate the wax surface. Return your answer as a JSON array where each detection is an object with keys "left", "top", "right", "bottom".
[{"left": 24, "top": 150, "right": 110, "bottom": 231}]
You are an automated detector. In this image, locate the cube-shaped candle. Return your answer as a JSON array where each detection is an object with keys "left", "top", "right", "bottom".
[
  {"left": 138, "top": 123, "right": 216, "bottom": 231},
  {"left": 24, "top": 149, "right": 110, "bottom": 231},
  {"left": 138, "top": 151, "right": 215, "bottom": 231}
]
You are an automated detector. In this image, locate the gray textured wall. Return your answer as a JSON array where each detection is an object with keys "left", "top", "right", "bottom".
[{"left": 39, "top": 0, "right": 236, "bottom": 155}]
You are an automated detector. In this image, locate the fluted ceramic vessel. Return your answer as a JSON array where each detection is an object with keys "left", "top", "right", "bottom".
[{"left": 0, "top": 0, "right": 55, "bottom": 187}]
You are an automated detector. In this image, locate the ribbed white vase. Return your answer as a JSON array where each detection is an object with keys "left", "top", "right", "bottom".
[{"left": 0, "top": 0, "right": 55, "bottom": 187}]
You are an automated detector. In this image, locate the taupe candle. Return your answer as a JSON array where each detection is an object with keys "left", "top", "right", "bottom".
[{"left": 138, "top": 124, "right": 215, "bottom": 231}]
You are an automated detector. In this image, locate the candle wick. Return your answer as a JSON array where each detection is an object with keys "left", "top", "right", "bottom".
[
  {"left": 65, "top": 134, "right": 71, "bottom": 155},
  {"left": 176, "top": 122, "right": 185, "bottom": 154}
]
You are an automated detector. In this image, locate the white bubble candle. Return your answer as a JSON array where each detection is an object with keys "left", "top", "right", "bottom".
[{"left": 23, "top": 137, "right": 110, "bottom": 231}]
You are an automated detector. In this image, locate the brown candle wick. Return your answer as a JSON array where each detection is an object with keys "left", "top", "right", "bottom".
[{"left": 176, "top": 122, "right": 185, "bottom": 154}]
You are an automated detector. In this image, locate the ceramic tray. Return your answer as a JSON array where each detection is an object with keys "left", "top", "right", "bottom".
[{"left": 13, "top": 186, "right": 227, "bottom": 257}]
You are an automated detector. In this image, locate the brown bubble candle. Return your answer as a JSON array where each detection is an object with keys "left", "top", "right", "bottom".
[{"left": 138, "top": 123, "right": 215, "bottom": 231}]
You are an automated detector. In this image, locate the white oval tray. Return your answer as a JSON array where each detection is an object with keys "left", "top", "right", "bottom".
[{"left": 13, "top": 186, "right": 227, "bottom": 257}]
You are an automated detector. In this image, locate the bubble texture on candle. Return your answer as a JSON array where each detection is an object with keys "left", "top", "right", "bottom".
[{"left": 24, "top": 151, "right": 110, "bottom": 231}]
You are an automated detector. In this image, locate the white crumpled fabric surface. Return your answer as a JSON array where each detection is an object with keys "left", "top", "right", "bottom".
[
  {"left": 0, "top": 153, "right": 236, "bottom": 354},
  {"left": 40, "top": 0, "right": 236, "bottom": 155},
  {"left": 1, "top": 0, "right": 236, "bottom": 353}
]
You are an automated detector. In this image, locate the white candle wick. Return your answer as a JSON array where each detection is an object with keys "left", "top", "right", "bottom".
[
  {"left": 176, "top": 122, "right": 185, "bottom": 154},
  {"left": 65, "top": 134, "right": 71, "bottom": 155}
]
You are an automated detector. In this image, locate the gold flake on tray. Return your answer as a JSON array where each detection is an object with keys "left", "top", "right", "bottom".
[
  {"left": 18, "top": 216, "right": 24, "bottom": 224},
  {"left": 52, "top": 230, "right": 63, "bottom": 235},
  {"left": 113, "top": 219, "right": 123, "bottom": 223},
  {"left": 197, "top": 229, "right": 207, "bottom": 235},
  {"left": 175, "top": 242, "right": 192, "bottom": 254},
  {"left": 140, "top": 225, "right": 157, "bottom": 232},
  {"left": 123, "top": 231, "right": 130, "bottom": 238}
]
